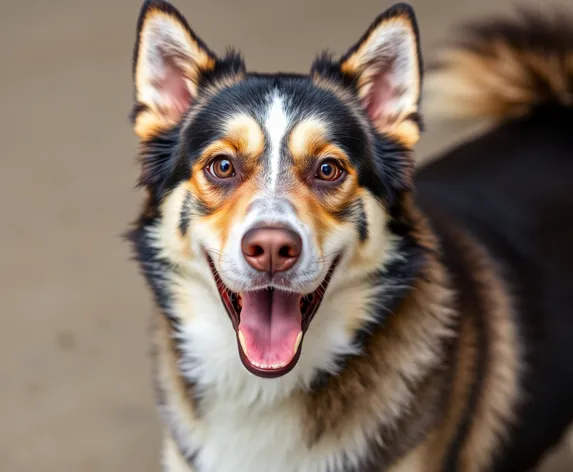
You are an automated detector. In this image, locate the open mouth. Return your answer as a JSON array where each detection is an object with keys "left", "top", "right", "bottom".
[{"left": 207, "top": 258, "right": 338, "bottom": 378}]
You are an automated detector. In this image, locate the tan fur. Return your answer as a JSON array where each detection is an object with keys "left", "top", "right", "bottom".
[
  {"left": 224, "top": 114, "right": 265, "bottom": 159},
  {"left": 454, "top": 231, "right": 521, "bottom": 472},
  {"left": 425, "top": 48, "right": 536, "bottom": 121},
  {"left": 188, "top": 114, "right": 265, "bottom": 176},
  {"left": 424, "top": 18, "right": 573, "bottom": 123},
  {"left": 385, "top": 120, "right": 420, "bottom": 150},
  {"left": 288, "top": 118, "right": 330, "bottom": 161},
  {"left": 287, "top": 118, "right": 359, "bottom": 205},
  {"left": 301, "top": 199, "right": 456, "bottom": 460},
  {"left": 386, "top": 440, "right": 428, "bottom": 472},
  {"left": 426, "top": 303, "right": 480, "bottom": 472},
  {"left": 416, "top": 221, "right": 521, "bottom": 472},
  {"left": 330, "top": 192, "right": 399, "bottom": 339},
  {"left": 207, "top": 179, "right": 260, "bottom": 251}
]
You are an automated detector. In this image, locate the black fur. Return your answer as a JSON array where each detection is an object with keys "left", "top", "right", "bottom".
[
  {"left": 421, "top": 20, "right": 573, "bottom": 469},
  {"left": 415, "top": 105, "right": 573, "bottom": 471},
  {"left": 127, "top": 212, "right": 178, "bottom": 324},
  {"left": 179, "top": 190, "right": 193, "bottom": 235},
  {"left": 137, "top": 124, "right": 183, "bottom": 203},
  {"left": 136, "top": 68, "right": 412, "bottom": 218},
  {"left": 355, "top": 199, "right": 368, "bottom": 242}
]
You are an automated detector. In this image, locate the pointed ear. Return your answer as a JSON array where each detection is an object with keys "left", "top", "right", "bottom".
[
  {"left": 131, "top": 0, "right": 217, "bottom": 139},
  {"left": 339, "top": 3, "right": 422, "bottom": 147}
]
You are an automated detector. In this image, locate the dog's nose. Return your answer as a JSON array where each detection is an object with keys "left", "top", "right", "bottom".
[{"left": 241, "top": 227, "right": 302, "bottom": 274}]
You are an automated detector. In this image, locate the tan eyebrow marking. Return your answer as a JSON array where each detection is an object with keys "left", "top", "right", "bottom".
[
  {"left": 288, "top": 117, "right": 330, "bottom": 161},
  {"left": 224, "top": 114, "right": 265, "bottom": 159}
]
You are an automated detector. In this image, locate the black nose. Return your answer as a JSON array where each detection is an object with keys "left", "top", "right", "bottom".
[{"left": 241, "top": 227, "right": 302, "bottom": 274}]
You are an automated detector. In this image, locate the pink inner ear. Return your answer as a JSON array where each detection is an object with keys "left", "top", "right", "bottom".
[
  {"left": 365, "top": 66, "right": 395, "bottom": 127},
  {"left": 159, "top": 59, "right": 192, "bottom": 121}
]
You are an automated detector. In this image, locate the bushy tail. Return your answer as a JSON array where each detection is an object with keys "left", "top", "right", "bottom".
[{"left": 423, "top": 9, "right": 573, "bottom": 122}]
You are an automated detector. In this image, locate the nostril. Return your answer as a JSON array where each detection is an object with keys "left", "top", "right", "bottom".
[
  {"left": 248, "top": 244, "right": 265, "bottom": 258},
  {"left": 278, "top": 245, "right": 295, "bottom": 259}
]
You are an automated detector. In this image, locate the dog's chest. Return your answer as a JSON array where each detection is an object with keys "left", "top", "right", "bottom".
[
  {"left": 189, "top": 403, "right": 330, "bottom": 472},
  {"left": 178, "top": 404, "right": 429, "bottom": 472}
]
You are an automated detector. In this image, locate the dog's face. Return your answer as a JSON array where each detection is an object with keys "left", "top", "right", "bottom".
[{"left": 130, "top": 0, "right": 422, "bottom": 381}]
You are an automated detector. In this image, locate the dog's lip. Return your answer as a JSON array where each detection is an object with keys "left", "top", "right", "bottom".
[{"left": 206, "top": 254, "right": 340, "bottom": 378}]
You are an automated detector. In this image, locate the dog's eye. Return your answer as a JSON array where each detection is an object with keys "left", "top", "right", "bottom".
[
  {"left": 207, "top": 156, "right": 235, "bottom": 179},
  {"left": 316, "top": 159, "right": 344, "bottom": 182}
]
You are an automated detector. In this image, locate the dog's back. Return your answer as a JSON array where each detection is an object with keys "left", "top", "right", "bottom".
[{"left": 417, "top": 12, "right": 573, "bottom": 470}]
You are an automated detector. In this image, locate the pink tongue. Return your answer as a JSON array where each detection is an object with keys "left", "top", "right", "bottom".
[{"left": 238, "top": 290, "right": 302, "bottom": 368}]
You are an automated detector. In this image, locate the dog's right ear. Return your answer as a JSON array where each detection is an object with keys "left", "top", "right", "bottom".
[{"left": 131, "top": 0, "right": 217, "bottom": 139}]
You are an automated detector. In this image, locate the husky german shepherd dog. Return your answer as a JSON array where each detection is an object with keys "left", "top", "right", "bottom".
[{"left": 126, "top": 1, "right": 573, "bottom": 470}]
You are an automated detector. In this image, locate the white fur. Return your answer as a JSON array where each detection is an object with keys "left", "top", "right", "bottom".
[
  {"left": 215, "top": 194, "right": 325, "bottom": 294},
  {"left": 208, "top": 100, "right": 328, "bottom": 296},
  {"left": 264, "top": 91, "right": 289, "bottom": 191},
  {"left": 163, "top": 261, "right": 379, "bottom": 472},
  {"left": 149, "top": 186, "right": 405, "bottom": 472}
]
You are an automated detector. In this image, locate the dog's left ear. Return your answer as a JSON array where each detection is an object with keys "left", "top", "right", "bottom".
[
  {"left": 335, "top": 3, "right": 422, "bottom": 147},
  {"left": 131, "top": 0, "right": 217, "bottom": 139}
]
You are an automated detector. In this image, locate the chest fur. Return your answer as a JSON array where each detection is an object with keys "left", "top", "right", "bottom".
[
  {"left": 163, "top": 406, "right": 431, "bottom": 472},
  {"left": 169, "top": 401, "right": 351, "bottom": 472}
]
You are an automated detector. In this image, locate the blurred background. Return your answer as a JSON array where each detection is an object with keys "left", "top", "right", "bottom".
[{"left": 1, "top": 0, "right": 572, "bottom": 470}]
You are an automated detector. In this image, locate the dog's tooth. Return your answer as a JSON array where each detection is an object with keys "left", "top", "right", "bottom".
[
  {"left": 293, "top": 331, "right": 303, "bottom": 354},
  {"left": 247, "top": 358, "right": 289, "bottom": 370},
  {"left": 238, "top": 330, "right": 248, "bottom": 356}
]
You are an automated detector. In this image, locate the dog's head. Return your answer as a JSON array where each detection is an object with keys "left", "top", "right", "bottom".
[{"left": 129, "top": 0, "right": 423, "bottom": 383}]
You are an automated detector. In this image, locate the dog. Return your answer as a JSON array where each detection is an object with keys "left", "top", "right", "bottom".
[{"left": 125, "top": 1, "right": 573, "bottom": 470}]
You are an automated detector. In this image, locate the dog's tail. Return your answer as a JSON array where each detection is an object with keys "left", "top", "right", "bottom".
[{"left": 423, "top": 9, "right": 573, "bottom": 123}]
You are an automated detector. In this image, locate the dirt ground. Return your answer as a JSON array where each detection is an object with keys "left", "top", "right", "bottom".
[{"left": 1, "top": 0, "right": 571, "bottom": 470}]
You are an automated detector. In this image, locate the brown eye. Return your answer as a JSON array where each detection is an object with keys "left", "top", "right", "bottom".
[
  {"left": 207, "top": 156, "right": 235, "bottom": 179},
  {"left": 316, "top": 159, "right": 344, "bottom": 182}
]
